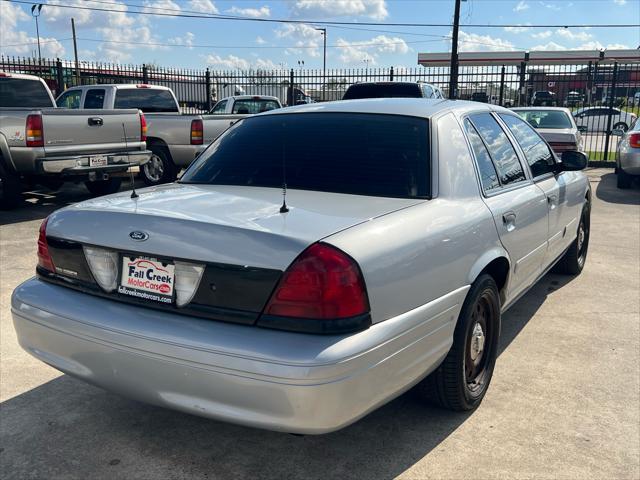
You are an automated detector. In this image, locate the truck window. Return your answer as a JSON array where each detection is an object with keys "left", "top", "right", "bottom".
[
  {"left": 84, "top": 89, "right": 105, "bottom": 109},
  {"left": 0, "top": 78, "right": 53, "bottom": 108},
  {"left": 231, "top": 99, "right": 280, "bottom": 114},
  {"left": 181, "top": 113, "right": 430, "bottom": 199},
  {"left": 114, "top": 89, "right": 178, "bottom": 113},
  {"left": 56, "top": 90, "right": 82, "bottom": 109},
  {"left": 210, "top": 99, "right": 227, "bottom": 114}
]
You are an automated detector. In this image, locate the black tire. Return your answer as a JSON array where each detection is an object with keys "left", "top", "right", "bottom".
[
  {"left": 554, "top": 202, "right": 590, "bottom": 275},
  {"left": 0, "top": 171, "right": 22, "bottom": 209},
  {"left": 417, "top": 274, "right": 501, "bottom": 411},
  {"left": 84, "top": 177, "right": 122, "bottom": 196},
  {"left": 613, "top": 122, "right": 628, "bottom": 132},
  {"left": 617, "top": 169, "right": 632, "bottom": 189},
  {"left": 140, "top": 146, "right": 176, "bottom": 186}
]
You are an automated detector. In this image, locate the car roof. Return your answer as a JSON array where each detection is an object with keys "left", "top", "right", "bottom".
[
  {"left": 261, "top": 97, "right": 506, "bottom": 119},
  {"left": 65, "top": 84, "right": 172, "bottom": 91},
  {"left": 0, "top": 71, "right": 44, "bottom": 81},
  {"left": 347, "top": 81, "right": 422, "bottom": 87},
  {"left": 220, "top": 95, "right": 280, "bottom": 101},
  {"left": 512, "top": 107, "right": 572, "bottom": 113}
]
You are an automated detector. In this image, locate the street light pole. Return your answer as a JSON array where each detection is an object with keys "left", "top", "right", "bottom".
[
  {"left": 315, "top": 27, "right": 327, "bottom": 101},
  {"left": 31, "top": 4, "right": 44, "bottom": 66},
  {"left": 449, "top": 0, "right": 463, "bottom": 99}
]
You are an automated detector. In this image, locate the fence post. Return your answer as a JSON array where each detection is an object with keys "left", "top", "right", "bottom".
[
  {"left": 205, "top": 68, "right": 212, "bottom": 111},
  {"left": 142, "top": 64, "right": 149, "bottom": 84},
  {"left": 390, "top": 66, "right": 394, "bottom": 81},
  {"left": 518, "top": 60, "right": 527, "bottom": 106},
  {"left": 586, "top": 61, "right": 593, "bottom": 105},
  {"left": 602, "top": 62, "right": 618, "bottom": 162},
  {"left": 288, "top": 68, "right": 294, "bottom": 106},
  {"left": 55, "top": 58, "right": 64, "bottom": 95},
  {"left": 498, "top": 65, "right": 506, "bottom": 106}
]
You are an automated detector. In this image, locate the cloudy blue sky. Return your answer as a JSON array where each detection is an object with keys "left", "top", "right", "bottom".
[{"left": 1, "top": 0, "right": 638, "bottom": 69}]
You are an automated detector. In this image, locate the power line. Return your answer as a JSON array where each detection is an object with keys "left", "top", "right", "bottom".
[{"left": 4, "top": 0, "right": 639, "bottom": 28}]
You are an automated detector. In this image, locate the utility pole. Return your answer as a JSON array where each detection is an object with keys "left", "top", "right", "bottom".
[
  {"left": 31, "top": 4, "right": 44, "bottom": 66},
  {"left": 448, "top": 0, "right": 463, "bottom": 99},
  {"left": 71, "top": 18, "right": 80, "bottom": 85},
  {"left": 315, "top": 27, "right": 327, "bottom": 101}
]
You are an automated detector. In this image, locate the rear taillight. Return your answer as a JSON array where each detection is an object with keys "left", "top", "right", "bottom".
[
  {"left": 139, "top": 112, "right": 147, "bottom": 142},
  {"left": 26, "top": 114, "right": 44, "bottom": 147},
  {"left": 83, "top": 247, "right": 119, "bottom": 292},
  {"left": 629, "top": 133, "right": 640, "bottom": 148},
  {"left": 190, "top": 119, "right": 203, "bottom": 145},
  {"left": 37, "top": 217, "right": 55, "bottom": 272},
  {"left": 263, "top": 243, "right": 369, "bottom": 320}
]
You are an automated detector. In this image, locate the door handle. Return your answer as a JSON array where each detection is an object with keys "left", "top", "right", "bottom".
[
  {"left": 547, "top": 194, "right": 558, "bottom": 208},
  {"left": 88, "top": 117, "right": 103, "bottom": 126},
  {"left": 502, "top": 211, "right": 517, "bottom": 231}
]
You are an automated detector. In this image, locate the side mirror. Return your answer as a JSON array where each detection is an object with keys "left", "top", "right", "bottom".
[
  {"left": 611, "top": 128, "right": 625, "bottom": 137},
  {"left": 577, "top": 125, "right": 588, "bottom": 134},
  {"left": 559, "top": 151, "right": 588, "bottom": 171}
]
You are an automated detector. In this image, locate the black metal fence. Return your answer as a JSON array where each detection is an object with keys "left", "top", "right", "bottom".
[{"left": 2, "top": 55, "right": 639, "bottom": 161}]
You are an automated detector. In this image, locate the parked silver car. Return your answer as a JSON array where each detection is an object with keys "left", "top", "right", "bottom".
[
  {"left": 12, "top": 99, "right": 590, "bottom": 434},
  {"left": 512, "top": 107, "right": 584, "bottom": 155},
  {"left": 614, "top": 120, "right": 640, "bottom": 188}
]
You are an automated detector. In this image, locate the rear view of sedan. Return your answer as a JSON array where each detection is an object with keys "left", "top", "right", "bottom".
[
  {"left": 512, "top": 107, "right": 583, "bottom": 155},
  {"left": 12, "top": 99, "right": 590, "bottom": 434},
  {"left": 615, "top": 120, "right": 640, "bottom": 188}
]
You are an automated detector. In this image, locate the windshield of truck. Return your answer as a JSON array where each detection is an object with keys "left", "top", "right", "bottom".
[
  {"left": 231, "top": 98, "right": 281, "bottom": 114},
  {"left": 516, "top": 110, "right": 573, "bottom": 129},
  {"left": 0, "top": 78, "right": 53, "bottom": 108},
  {"left": 181, "top": 112, "right": 430, "bottom": 199},
  {"left": 343, "top": 83, "right": 422, "bottom": 100},
  {"left": 114, "top": 88, "right": 179, "bottom": 112}
]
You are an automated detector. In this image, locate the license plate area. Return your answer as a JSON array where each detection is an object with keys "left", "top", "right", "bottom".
[
  {"left": 118, "top": 255, "right": 175, "bottom": 304},
  {"left": 89, "top": 155, "right": 108, "bottom": 167}
]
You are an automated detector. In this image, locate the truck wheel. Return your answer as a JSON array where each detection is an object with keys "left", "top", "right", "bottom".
[
  {"left": 417, "top": 274, "right": 501, "bottom": 411},
  {"left": 84, "top": 178, "right": 122, "bottom": 196},
  {"left": 1, "top": 172, "right": 23, "bottom": 209},
  {"left": 141, "top": 146, "right": 176, "bottom": 186},
  {"left": 554, "top": 203, "right": 590, "bottom": 275},
  {"left": 617, "top": 170, "right": 632, "bottom": 189}
]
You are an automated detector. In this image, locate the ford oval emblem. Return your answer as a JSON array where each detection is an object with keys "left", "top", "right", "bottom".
[{"left": 129, "top": 231, "right": 149, "bottom": 241}]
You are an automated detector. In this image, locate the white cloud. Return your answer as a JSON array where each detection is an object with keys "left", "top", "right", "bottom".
[
  {"left": 168, "top": 32, "right": 195, "bottom": 49},
  {"left": 540, "top": 1, "right": 561, "bottom": 10},
  {"left": 556, "top": 29, "right": 592, "bottom": 41},
  {"left": 204, "top": 53, "right": 278, "bottom": 70},
  {"left": 188, "top": 0, "right": 219, "bottom": 14},
  {"left": 504, "top": 24, "right": 531, "bottom": 33},
  {"left": 275, "top": 23, "right": 324, "bottom": 57},
  {"left": 335, "top": 35, "right": 410, "bottom": 65},
  {"left": 457, "top": 31, "right": 516, "bottom": 52},
  {"left": 577, "top": 41, "right": 630, "bottom": 50},
  {"left": 256, "top": 36, "right": 266, "bottom": 44},
  {"left": 514, "top": 1, "right": 529, "bottom": 11},
  {"left": 228, "top": 5, "right": 271, "bottom": 18},
  {"left": 530, "top": 41, "right": 566, "bottom": 51},
  {"left": 143, "top": 0, "right": 181, "bottom": 15},
  {"left": 0, "top": 2, "right": 66, "bottom": 58},
  {"left": 614, "top": 0, "right": 626, "bottom": 5},
  {"left": 531, "top": 30, "right": 553, "bottom": 39},
  {"left": 291, "top": 0, "right": 388, "bottom": 20}
]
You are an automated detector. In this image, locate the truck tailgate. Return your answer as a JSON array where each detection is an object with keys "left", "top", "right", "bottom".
[{"left": 42, "top": 109, "right": 142, "bottom": 153}]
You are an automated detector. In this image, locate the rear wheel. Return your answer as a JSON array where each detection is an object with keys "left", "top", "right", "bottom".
[
  {"left": 554, "top": 203, "right": 590, "bottom": 275},
  {"left": 85, "top": 177, "right": 122, "bottom": 196},
  {"left": 417, "top": 274, "right": 501, "bottom": 411},
  {"left": 141, "top": 146, "right": 176, "bottom": 186},
  {"left": 613, "top": 122, "right": 628, "bottom": 132},
  {"left": 617, "top": 169, "right": 632, "bottom": 189}
]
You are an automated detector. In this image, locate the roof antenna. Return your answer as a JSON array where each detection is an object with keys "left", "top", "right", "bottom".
[
  {"left": 279, "top": 126, "right": 289, "bottom": 213},
  {"left": 122, "top": 122, "right": 138, "bottom": 199}
]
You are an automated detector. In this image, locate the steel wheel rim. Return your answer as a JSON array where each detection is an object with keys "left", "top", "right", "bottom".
[
  {"left": 465, "top": 293, "right": 496, "bottom": 392},
  {"left": 577, "top": 215, "right": 588, "bottom": 267},
  {"left": 143, "top": 154, "right": 164, "bottom": 182}
]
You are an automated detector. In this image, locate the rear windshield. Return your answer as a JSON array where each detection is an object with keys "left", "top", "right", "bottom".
[
  {"left": 231, "top": 99, "right": 280, "bottom": 114},
  {"left": 0, "top": 78, "right": 53, "bottom": 108},
  {"left": 181, "top": 113, "right": 430, "bottom": 199},
  {"left": 343, "top": 83, "right": 422, "bottom": 100},
  {"left": 516, "top": 110, "right": 573, "bottom": 129},
  {"left": 114, "top": 88, "right": 178, "bottom": 112}
]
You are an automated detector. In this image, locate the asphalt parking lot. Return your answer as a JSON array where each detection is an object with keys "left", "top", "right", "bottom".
[{"left": 1, "top": 170, "right": 638, "bottom": 480}]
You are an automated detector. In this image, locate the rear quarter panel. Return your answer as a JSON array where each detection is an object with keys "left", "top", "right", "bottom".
[{"left": 325, "top": 112, "right": 504, "bottom": 324}]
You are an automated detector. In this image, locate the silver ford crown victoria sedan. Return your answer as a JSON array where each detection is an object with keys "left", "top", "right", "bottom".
[{"left": 12, "top": 99, "right": 591, "bottom": 434}]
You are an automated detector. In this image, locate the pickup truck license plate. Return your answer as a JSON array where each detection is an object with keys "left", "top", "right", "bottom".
[
  {"left": 118, "top": 256, "right": 175, "bottom": 304},
  {"left": 89, "top": 155, "right": 108, "bottom": 167}
]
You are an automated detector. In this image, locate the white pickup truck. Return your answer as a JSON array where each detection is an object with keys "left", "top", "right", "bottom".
[
  {"left": 57, "top": 85, "right": 281, "bottom": 185},
  {"left": 0, "top": 72, "right": 151, "bottom": 208}
]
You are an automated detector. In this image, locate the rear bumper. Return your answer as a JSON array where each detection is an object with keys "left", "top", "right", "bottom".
[
  {"left": 619, "top": 150, "right": 640, "bottom": 176},
  {"left": 11, "top": 278, "right": 464, "bottom": 434},
  {"left": 40, "top": 150, "right": 152, "bottom": 174}
]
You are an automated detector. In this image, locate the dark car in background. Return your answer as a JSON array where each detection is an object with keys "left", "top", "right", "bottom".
[
  {"left": 342, "top": 81, "right": 444, "bottom": 100},
  {"left": 531, "top": 91, "right": 557, "bottom": 106},
  {"left": 470, "top": 92, "right": 489, "bottom": 103}
]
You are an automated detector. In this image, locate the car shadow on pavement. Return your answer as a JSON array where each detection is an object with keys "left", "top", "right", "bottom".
[
  {"left": 0, "top": 274, "right": 573, "bottom": 480},
  {"left": 594, "top": 173, "right": 640, "bottom": 206}
]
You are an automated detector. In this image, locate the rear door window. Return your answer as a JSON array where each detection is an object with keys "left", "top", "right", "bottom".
[
  {"left": 114, "top": 88, "right": 178, "bottom": 112},
  {"left": 84, "top": 89, "right": 105, "bottom": 109},
  {"left": 463, "top": 118, "right": 501, "bottom": 192},
  {"left": 182, "top": 113, "right": 430, "bottom": 199},
  {"left": 499, "top": 114, "right": 556, "bottom": 178},
  {"left": 0, "top": 78, "right": 53, "bottom": 108},
  {"left": 468, "top": 113, "right": 526, "bottom": 185}
]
